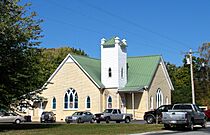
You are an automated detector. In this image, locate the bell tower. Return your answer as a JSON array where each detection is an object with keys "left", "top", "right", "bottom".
[{"left": 101, "top": 36, "right": 127, "bottom": 88}]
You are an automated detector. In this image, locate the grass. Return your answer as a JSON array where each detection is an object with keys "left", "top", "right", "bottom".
[{"left": 0, "top": 123, "right": 163, "bottom": 135}]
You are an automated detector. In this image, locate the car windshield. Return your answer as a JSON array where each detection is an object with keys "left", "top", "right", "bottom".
[
  {"left": 72, "top": 112, "right": 83, "bottom": 116},
  {"left": 104, "top": 109, "right": 113, "bottom": 113},
  {"left": 173, "top": 105, "right": 192, "bottom": 110},
  {"left": 42, "top": 112, "right": 50, "bottom": 115},
  {"left": 4, "top": 113, "right": 17, "bottom": 116}
]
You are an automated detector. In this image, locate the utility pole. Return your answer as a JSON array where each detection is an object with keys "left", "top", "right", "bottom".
[
  {"left": 185, "top": 49, "right": 197, "bottom": 104},
  {"left": 189, "top": 49, "right": 195, "bottom": 104}
]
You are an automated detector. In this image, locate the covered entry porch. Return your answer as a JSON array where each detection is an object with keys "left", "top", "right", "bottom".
[{"left": 118, "top": 87, "right": 149, "bottom": 120}]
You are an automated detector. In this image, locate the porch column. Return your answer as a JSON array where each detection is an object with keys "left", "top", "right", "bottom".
[
  {"left": 39, "top": 101, "right": 43, "bottom": 117},
  {"left": 132, "top": 93, "right": 135, "bottom": 119}
]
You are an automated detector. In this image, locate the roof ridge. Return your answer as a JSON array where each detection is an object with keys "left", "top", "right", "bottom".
[{"left": 70, "top": 53, "right": 100, "bottom": 60}]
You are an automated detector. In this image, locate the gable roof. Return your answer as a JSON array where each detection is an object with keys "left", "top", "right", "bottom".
[
  {"left": 43, "top": 53, "right": 173, "bottom": 92},
  {"left": 70, "top": 55, "right": 104, "bottom": 88},
  {"left": 71, "top": 54, "right": 167, "bottom": 92},
  {"left": 119, "top": 55, "right": 161, "bottom": 92}
]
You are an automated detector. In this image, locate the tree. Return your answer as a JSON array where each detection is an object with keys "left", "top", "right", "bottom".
[
  {"left": 198, "top": 43, "right": 210, "bottom": 107},
  {"left": 168, "top": 55, "right": 210, "bottom": 107},
  {"left": 0, "top": 0, "right": 43, "bottom": 110},
  {"left": 199, "top": 43, "right": 210, "bottom": 65},
  {"left": 36, "top": 47, "right": 88, "bottom": 88}
]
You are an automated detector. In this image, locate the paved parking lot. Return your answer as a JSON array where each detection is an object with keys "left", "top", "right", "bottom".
[
  {"left": 131, "top": 122, "right": 210, "bottom": 135},
  {"left": 17, "top": 119, "right": 146, "bottom": 124}
]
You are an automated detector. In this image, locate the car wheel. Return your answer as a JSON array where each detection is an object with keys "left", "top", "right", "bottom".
[
  {"left": 164, "top": 124, "right": 171, "bottom": 129},
  {"left": 90, "top": 118, "right": 95, "bottom": 123},
  {"left": 202, "top": 119, "right": 207, "bottom": 128},
  {"left": 188, "top": 120, "right": 194, "bottom": 131},
  {"left": 105, "top": 117, "right": 110, "bottom": 123},
  {"left": 96, "top": 120, "right": 100, "bottom": 123},
  {"left": 77, "top": 118, "right": 81, "bottom": 123},
  {"left": 125, "top": 117, "right": 130, "bottom": 123},
  {"left": 15, "top": 119, "right": 21, "bottom": 124},
  {"left": 146, "top": 115, "right": 155, "bottom": 124}
]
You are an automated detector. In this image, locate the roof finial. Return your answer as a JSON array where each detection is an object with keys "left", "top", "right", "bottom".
[
  {"left": 122, "top": 39, "right": 127, "bottom": 46},
  {"left": 115, "top": 36, "right": 120, "bottom": 44},
  {"left": 101, "top": 38, "right": 106, "bottom": 45}
]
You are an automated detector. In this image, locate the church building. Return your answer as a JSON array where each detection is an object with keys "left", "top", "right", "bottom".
[{"left": 31, "top": 37, "right": 174, "bottom": 121}]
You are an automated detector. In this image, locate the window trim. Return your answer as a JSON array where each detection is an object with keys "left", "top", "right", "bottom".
[
  {"left": 150, "top": 96, "right": 153, "bottom": 110},
  {"left": 85, "top": 96, "right": 91, "bottom": 110},
  {"left": 156, "top": 88, "right": 163, "bottom": 108},
  {"left": 63, "top": 88, "right": 79, "bottom": 110},
  {"left": 52, "top": 97, "right": 56, "bottom": 110},
  {"left": 165, "top": 96, "right": 169, "bottom": 105},
  {"left": 107, "top": 96, "right": 112, "bottom": 109}
]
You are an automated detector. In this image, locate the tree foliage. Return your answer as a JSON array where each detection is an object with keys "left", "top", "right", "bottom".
[
  {"left": 199, "top": 43, "right": 210, "bottom": 65},
  {"left": 168, "top": 56, "right": 210, "bottom": 107},
  {"left": 0, "top": 0, "right": 42, "bottom": 109},
  {"left": 36, "top": 47, "right": 88, "bottom": 89},
  {"left": 0, "top": 0, "right": 88, "bottom": 111}
]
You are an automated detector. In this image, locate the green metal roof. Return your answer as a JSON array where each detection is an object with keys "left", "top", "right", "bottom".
[
  {"left": 103, "top": 37, "right": 127, "bottom": 46},
  {"left": 71, "top": 55, "right": 104, "bottom": 88},
  {"left": 71, "top": 54, "right": 161, "bottom": 91},
  {"left": 120, "top": 55, "right": 161, "bottom": 92},
  {"left": 103, "top": 37, "right": 115, "bottom": 46}
]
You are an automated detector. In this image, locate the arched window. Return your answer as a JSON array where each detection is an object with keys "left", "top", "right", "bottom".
[
  {"left": 52, "top": 97, "right": 56, "bottom": 109},
  {"left": 108, "top": 68, "right": 112, "bottom": 77},
  {"left": 64, "top": 88, "right": 78, "bottom": 109},
  {"left": 121, "top": 68, "right": 124, "bottom": 79},
  {"left": 64, "top": 94, "right": 68, "bottom": 109},
  {"left": 165, "top": 97, "right": 169, "bottom": 105},
  {"left": 150, "top": 96, "right": 153, "bottom": 110},
  {"left": 156, "top": 88, "right": 163, "bottom": 108},
  {"left": 86, "top": 96, "right": 91, "bottom": 109},
  {"left": 107, "top": 96, "right": 112, "bottom": 108}
]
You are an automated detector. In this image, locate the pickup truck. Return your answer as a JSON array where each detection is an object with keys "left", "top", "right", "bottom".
[
  {"left": 162, "top": 104, "right": 207, "bottom": 130},
  {"left": 94, "top": 109, "right": 133, "bottom": 123},
  {"left": 144, "top": 104, "right": 173, "bottom": 124}
]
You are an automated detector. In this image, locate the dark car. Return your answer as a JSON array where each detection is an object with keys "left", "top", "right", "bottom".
[
  {"left": 204, "top": 109, "right": 210, "bottom": 121},
  {"left": 65, "top": 111, "right": 94, "bottom": 123},
  {"left": 144, "top": 104, "right": 173, "bottom": 124},
  {"left": 40, "top": 111, "right": 56, "bottom": 123}
]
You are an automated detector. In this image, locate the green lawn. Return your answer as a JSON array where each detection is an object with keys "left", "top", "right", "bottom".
[{"left": 0, "top": 123, "right": 163, "bottom": 135}]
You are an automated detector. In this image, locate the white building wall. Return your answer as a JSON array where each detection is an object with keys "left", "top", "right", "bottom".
[
  {"left": 101, "top": 44, "right": 119, "bottom": 88},
  {"left": 101, "top": 37, "right": 127, "bottom": 88},
  {"left": 118, "top": 45, "right": 127, "bottom": 88}
]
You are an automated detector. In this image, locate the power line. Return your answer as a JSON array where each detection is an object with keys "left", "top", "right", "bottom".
[
  {"left": 80, "top": 0, "right": 192, "bottom": 48},
  {"left": 47, "top": 0, "right": 183, "bottom": 54},
  {"left": 45, "top": 17, "right": 177, "bottom": 55}
]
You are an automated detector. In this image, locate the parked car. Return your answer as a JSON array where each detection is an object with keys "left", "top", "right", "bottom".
[
  {"left": 162, "top": 104, "right": 206, "bottom": 131},
  {"left": 204, "top": 109, "right": 210, "bottom": 121},
  {"left": 143, "top": 105, "right": 173, "bottom": 124},
  {"left": 0, "top": 112, "right": 25, "bottom": 124},
  {"left": 94, "top": 109, "right": 133, "bottom": 123},
  {"left": 65, "top": 111, "right": 95, "bottom": 123},
  {"left": 40, "top": 111, "right": 56, "bottom": 123}
]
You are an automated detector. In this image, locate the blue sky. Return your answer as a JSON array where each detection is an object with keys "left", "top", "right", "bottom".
[{"left": 24, "top": 0, "right": 210, "bottom": 65}]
